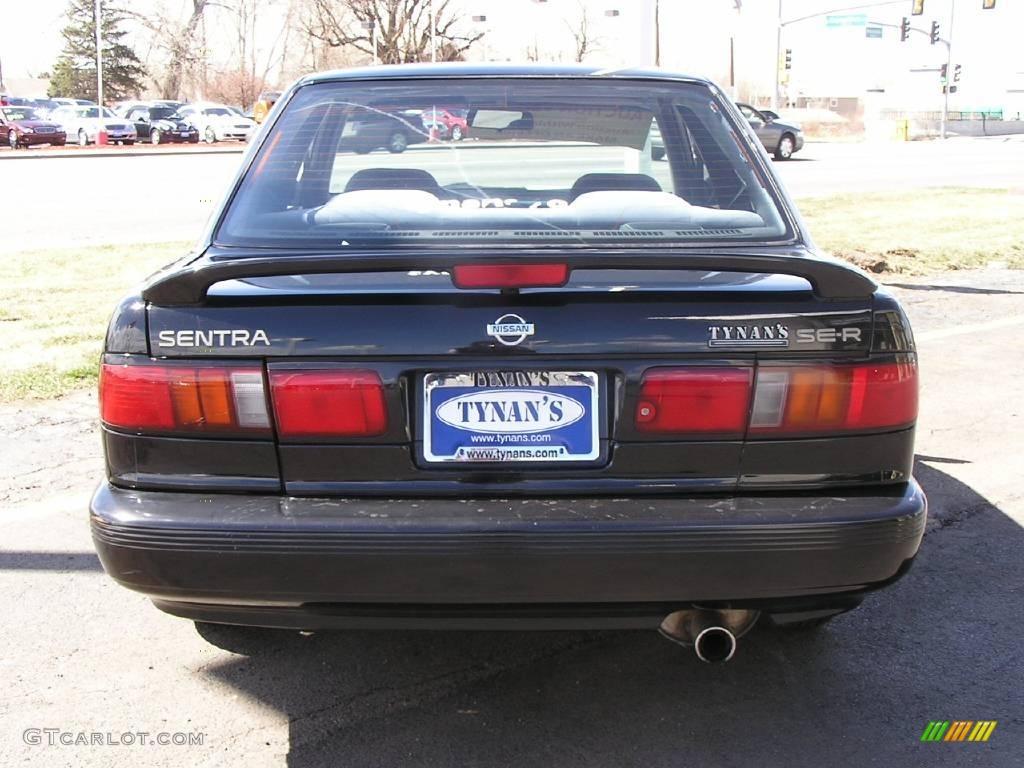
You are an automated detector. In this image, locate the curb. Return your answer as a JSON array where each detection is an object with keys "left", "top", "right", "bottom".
[{"left": 0, "top": 145, "right": 246, "bottom": 160}]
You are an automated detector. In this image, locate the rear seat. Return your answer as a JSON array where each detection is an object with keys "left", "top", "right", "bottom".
[{"left": 569, "top": 173, "right": 662, "bottom": 202}]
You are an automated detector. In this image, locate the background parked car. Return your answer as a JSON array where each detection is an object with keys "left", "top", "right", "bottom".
[
  {"left": 50, "top": 97, "right": 96, "bottom": 108},
  {"left": 113, "top": 100, "right": 150, "bottom": 117},
  {"left": 421, "top": 107, "right": 469, "bottom": 141},
  {"left": 115, "top": 99, "right": 186, "bottom": 117},
  {"left": 735, "top": 103, "right": 804, "bottom": 160},
  {"left": 252, "top": 91, "right": 281, "bottom": 124},
  {"left": 178, "top": 103, "right": 255, "bottom": 142},
  {"left": 0, "top": 106, "right": 66, "bottom": 148},
  {"left": 338, "top": 108, "right": 429, "bottom": 154},
  {"left": 30, "top": 99, "right": 61, "bottom": 119},
  {"left": 127, "top": 105, "right": 199, "bottom": 144},
  {"left": 51, "top": 105, "right": 137, "bottom": 145}
]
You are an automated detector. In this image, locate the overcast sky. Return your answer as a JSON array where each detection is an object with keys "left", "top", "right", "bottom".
[{"left": 4, "top": 0, "right": 1022, "bottom": 108}]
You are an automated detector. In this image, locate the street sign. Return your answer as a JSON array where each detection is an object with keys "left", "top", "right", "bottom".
[
  {"left": 866, "top": 25, "right": 884, "bottom": 38},
  {"left": 826, "top": 13, "right": 867, "bottom": 27}
]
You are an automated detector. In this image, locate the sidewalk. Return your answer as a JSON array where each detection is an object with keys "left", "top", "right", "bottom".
[{"left": 0, "top": 143, "right": 246, "bottom": 160}]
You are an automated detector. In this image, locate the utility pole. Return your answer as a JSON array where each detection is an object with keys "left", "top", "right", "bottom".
[
  {"left": 940, "top": 0, "right": 956, "bottom": 139},
  {"left": 729, "top": 0, "right": 742, "bottom": 99},
  {"left": 654, "top": 0, "right": 660, "bottom": 66},
  {"left": 773, "top": 0, "right": 782, "bottom": 110},
  {"left": 95, "top": 0, "right": 103, "bottom": 106}
]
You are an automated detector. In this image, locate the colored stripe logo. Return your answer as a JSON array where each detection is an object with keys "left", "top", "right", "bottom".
[{"left": 921, "top": 721, "right": 997, "bottom": 742}]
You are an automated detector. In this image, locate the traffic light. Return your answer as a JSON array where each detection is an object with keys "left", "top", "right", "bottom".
[
  {"left": 953, "top": 63, "right": 962, "bottom": 82},
  {"left": 982, "top": 0, "right": 996, "bottom": 9},
  {"left": 900, "top": 17, "right": 911, "bottom": 41},
  {"left": 940, "top": 63, "right": 948, "bottom": 83},
  {"left": 912, "top": 0, "right": 925, "bottom": 15},
  {"left": 784, "top": 48, "right": 792, "bottom": 70},
  {"left": 930, "top": 20, "right": 940, "bottom": 43}
]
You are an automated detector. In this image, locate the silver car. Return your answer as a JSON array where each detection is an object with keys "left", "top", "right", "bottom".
[
  {"left": 51, "top": 105, "right": 137, "bottom": 146},
  {"left": 177, "top": 103, "right": 255, "bottom": 143},
  {"left": 735, "top": 103, "right": 804, "bottom": 160}
]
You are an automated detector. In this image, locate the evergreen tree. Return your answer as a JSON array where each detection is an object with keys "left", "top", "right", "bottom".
[{"left": 48, "top": 0, "right": 145, "bottom": 104}]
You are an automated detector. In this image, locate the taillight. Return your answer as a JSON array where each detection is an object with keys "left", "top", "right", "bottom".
[
  {"left": 636, "top": 368, "right": 753, "bottom": 435},
  {"left": 634, "top": 361, "right": 917, "bottom": 437},
  {"left": 269, "top": 370, "right": 387, "bottom": 438},
  {"left": 100, "top": 363, "right": 271, "bottom": 435},
  {"left": 452, "top": 263, "right": 569, "bottom": 289},
  {"left": 750, "top": 362, "right": 917, "bottom": 435}
]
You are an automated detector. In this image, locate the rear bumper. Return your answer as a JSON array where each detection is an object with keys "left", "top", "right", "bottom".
[{"left": 90, "top": 481, "right": 925, "bottom": 627}]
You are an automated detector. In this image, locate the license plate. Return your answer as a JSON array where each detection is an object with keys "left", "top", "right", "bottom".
[
  {"left": 423, "top": 371, "right": 600, "bottom": 463},
  {"left": 180, "top": 132, "right": 191, "bottom": 137}
]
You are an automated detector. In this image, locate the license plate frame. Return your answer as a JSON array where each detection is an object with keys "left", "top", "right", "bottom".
[{"left": 422, "top": 371, "right": 601, "bottom": 464}]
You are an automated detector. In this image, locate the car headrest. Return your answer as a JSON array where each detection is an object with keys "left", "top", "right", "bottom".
[
  {"left": 344, "top": 168, "right": 442, "bottom": 194},
  {"left": 569, "top": 173, "right": 662, "bottom": 202}
]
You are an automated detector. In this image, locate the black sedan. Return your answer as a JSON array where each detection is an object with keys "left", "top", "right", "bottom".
[
  {"left": 91, "top": 64, "right": 922, "bottom": 663},
  {"left": 126, "top": 105, "right": 199, "bottom": 144}
]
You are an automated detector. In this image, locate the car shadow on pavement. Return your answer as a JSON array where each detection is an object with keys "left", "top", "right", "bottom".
[{"left": 198, "top": 460, "right": 1022, "bottom": 767}]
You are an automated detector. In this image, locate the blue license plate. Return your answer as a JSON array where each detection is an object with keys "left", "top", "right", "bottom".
[{"left": 423, "top": 371, "right": 600, "bottom": 463}]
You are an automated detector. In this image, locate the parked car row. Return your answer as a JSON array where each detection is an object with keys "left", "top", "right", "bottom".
[{"left": 0, "top": 97, "right": 261, "bottom": 148}]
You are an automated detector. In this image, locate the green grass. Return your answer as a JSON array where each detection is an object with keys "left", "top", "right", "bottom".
[
  {"left": 2, "top": 187, "right": 1022, "bottom": 402},
  {"left": 798, "top": 187, "right": 1024, "bottom": 274},
  {"left": 0, "top": 241, "right": 191, "bottom": 402}
]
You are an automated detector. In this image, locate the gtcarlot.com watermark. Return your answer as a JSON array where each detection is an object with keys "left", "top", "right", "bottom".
[{"left": 23, "top": 728, "right": 205, "bottom": 747}]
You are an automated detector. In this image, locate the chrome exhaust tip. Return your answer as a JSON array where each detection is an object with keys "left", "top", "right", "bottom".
[
  {"left": 693, "top": 626, "right": 737, "bottom": 664},
  {"left": 658, "top": 608, "right": 758, "bottom": 663}
]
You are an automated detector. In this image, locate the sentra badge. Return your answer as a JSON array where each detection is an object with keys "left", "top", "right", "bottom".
[
  {"left": 486, "top": 314, "right": 535, "bottom": 346},
  {"left": 157, "top": 329, "right": 271, "bottom": 348}
]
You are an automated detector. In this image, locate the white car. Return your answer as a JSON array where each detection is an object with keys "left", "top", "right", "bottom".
[
  {"left": 178, "top": 103, "right": 255, "bottom": 142},
  {"left": 51, "top": 105, "right": 137, "bottom": 145}
]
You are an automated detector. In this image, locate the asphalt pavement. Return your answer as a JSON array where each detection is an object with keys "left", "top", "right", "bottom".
[
  {"left": 2, "top": 137, "right": 1022, "bottom": 765},
  {"left": 1, "top": 267, "right": 1022, "bottom": 766}
]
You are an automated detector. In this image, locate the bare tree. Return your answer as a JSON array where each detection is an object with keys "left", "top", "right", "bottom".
[
  {"left": 564, "top": 0, "right": 599, "bottom": 63},
  {"left": 137, "top": 0, "right": 211, "bottom": 99},
  {"left": 126, "top": 0, "right": 218, "bottom": 98},
  {"left": 302, "top": 0, "right": 482, "bottom": 65},
  {"left": 183, "top": 0, "right": 289, "bottom": 107}
]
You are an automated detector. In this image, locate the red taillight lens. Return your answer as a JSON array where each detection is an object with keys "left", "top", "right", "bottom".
[
  {"left": 750, "top": 362, "right": 917, "bottom": 435},
  {"left": 100, "top": 363, "right": 271, "bottom": 435},
  {"left": 452, "top": 263, "right": 569, "bottom": 289},
  {"left": 269, "top": 370, "right": 387, "bottom": 438},
  {"left": 636, "top": 368, "right": 753, "bottom": 435}
]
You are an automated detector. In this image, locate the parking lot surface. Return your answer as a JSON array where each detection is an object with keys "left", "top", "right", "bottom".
[{"left": 1, "top": 267, "right": 1021, "bottom": 767}]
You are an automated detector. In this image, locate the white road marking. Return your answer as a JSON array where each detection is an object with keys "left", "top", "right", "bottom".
[{"left": 916, "top": 315, "right": 1024, "bottom": 342}]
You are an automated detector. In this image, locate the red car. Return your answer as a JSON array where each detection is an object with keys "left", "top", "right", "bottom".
[
  {"left": 1, "top": 106, "right": 66, "bottom": 148},
  {"left": 422, "top": 107, "right": 469, "bottom": 141}
]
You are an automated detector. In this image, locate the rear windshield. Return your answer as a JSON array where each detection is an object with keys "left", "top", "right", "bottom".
[{"left": 217, "top": 78, "right": 791, "bottom": 248}]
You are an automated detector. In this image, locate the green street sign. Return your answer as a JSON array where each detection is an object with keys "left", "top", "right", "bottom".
[
  {"left": 826, "top": 13, "right": 868, "bottom": 27},
  {"left": 865, "top": 25, "right": 884, "bottom": 38}
]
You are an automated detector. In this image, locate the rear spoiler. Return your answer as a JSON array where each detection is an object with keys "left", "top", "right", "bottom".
[{"left": 142, "top": 249, "right": 877, "bottom": 305}]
